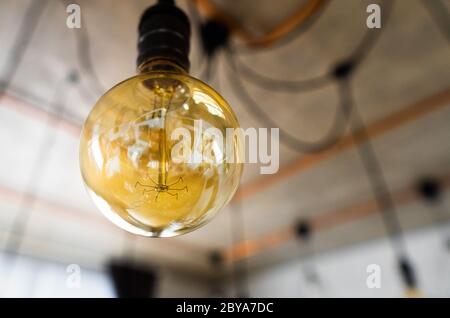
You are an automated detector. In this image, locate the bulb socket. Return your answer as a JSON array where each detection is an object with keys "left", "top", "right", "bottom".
[{"left": 137, "top": 1, "right": 191, "bottom": 71}]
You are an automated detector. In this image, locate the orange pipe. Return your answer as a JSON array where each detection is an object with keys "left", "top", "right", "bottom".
[{"left": 193, "top": 0, "right": 329, "bottom": 47}]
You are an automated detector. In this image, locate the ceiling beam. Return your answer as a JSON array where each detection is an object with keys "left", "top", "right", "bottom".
[
  {"left": 0, "top": 184, "right": 206, "bottom": 259},
  {"left": 223, "top": 172, "right": 450, "bottom": 263},
  {"left": 233, "top": 87, "right": 450, "bottom": 203},
  {"left": 0, "top": 93, "right": 81, "bottom": 137}
]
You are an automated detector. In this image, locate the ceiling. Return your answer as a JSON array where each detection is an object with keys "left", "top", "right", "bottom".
[{"left": 0, "top": 0, "right": 449, "bottom": 278}]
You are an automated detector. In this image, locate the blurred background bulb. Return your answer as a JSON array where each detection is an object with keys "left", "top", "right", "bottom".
[
  {"left": 79, "top": 1, "right": 243, "bottom": 237},
  {"left": 80, "top": 60, "right": 243, "bottom": 237}
]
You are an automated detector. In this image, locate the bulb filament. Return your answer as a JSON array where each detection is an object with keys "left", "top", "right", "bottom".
[
  {"left": 135, "top": 176, "right": 188, "bottom": 202},
  {"left": 134, "top": 84, "right": 189, "bottom": 203}
]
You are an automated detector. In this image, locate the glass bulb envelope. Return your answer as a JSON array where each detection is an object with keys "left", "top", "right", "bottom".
[{"left": 80, "top": 73, "right": 243, "bottom": 237}]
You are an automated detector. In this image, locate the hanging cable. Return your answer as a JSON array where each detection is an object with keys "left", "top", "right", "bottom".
[
  {"left": 350, "top": 0, "right": 395, "bottom": 68},
  {"left": 0, "top": 0, "right": 48, "bottom": 96},
  {"left": 343, "top": 80, "right": 408, "bottom": 253},
  {"left": 224, "top": 0, "right": 395, "bottom": 154},
  {"left": 227, "top": 0, "right": 394, "bottom": 93},
  {"left": 326, "top": 1, "right": 419, "bottom": 293},
  {"left": 327, "top": 0, "right": 402, "bottom": 252},
  {"left": 225, "top": 0, "right": 419, "bottom": 294},
  {"left": 226, "top": 48, "right": 352, "bottom": 153},
  {"left": 59, "top": 0, "right": 108, "bottom": 98},
  {"left": 191, "top": 1, "right": 331, "bottom": 92},
  {"left": 228, "top": 47, "right": 332, "bottom": 93},
  {"left": 421, "top": 0, "right": 450, "bottom": 42},
  {"left": 339, "top": 76, "right": 419, "bottom": 294}
]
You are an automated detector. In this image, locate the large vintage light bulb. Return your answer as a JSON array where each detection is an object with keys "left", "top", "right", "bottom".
[{"left": 79, "top": 1, "right": 243, "bottom": 237}]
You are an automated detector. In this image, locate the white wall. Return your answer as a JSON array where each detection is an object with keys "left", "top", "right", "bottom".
[
  {"left": 2, "top": 224, "right": 449, "bottom": 297},
  {"left": 244, "top": 224, "right": 450, "bottom": 297},
  {"left": 0, "top": 254, "right": 114, "bottom": 298}
]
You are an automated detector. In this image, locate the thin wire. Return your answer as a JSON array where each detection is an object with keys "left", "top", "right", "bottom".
[
  {"left": 343, "top": 79, "right": 408, "bottom": 256},
  {"left": 421, "top": 0, "right": 450, "bottom": 42},
  {"left": 59, "top": 0, "right": 108, "bottom": 98},
  {"left": 340, "top": 0, "right": 404, "bottom": 256},
  {"left": 4, "top": 83, "right": 84, "bottom": 125},
  {"left": 351, "top": 0, "right": 395, "bottom": 68},
  {"left": 0, "top": 0, "right": 48, "bottom": 95},
  {"left": 229, "top": 48, "right": 332, "bottom": 93},
  {"left": 227, "top": 0, "right": 394, "bottom": 93},
  {"left": 225, "top": 1, "right": 395, "bottom": 153},
  {"left": 226, "top": 48, "right": 352, "bottom": 153}
]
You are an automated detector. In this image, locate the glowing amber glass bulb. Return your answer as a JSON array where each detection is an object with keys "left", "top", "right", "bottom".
[{"left": 79, "top": 61, "right": 243, "bottom": 237}]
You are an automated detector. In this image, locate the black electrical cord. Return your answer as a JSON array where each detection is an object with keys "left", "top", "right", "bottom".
[
  {"left": 229, "top": 48, "right": 332, "bottom": 93},
  {"left": 0, "top": 0, "right": 48, "bottom": 95},
  {"left": 232, "top": 0, "right": 332, "bottom": 55},
  {"left": 226, "top": 48, "right": 352, "bottom": 153},
  {"left": 329, "top": 0, "right": 418, "bottom": 292},
  {"left": 59, "top": 0, "right": 108, "bottom": 99},
  {"left": 350, "top": 0, "right": 395, "bottom": 68},
  {"left": 342, "top": 79, "right": 408, "bottom": 255},
  {"left": 329, "top": 0, "right": 401, "bottom": 251},
  {"left": 226, "top": 0, "right": 418, "bottom": 292},
  {"left": 421, "top": 0, "right": 450, "bottom": 42},
  {"left": 225, "top": 0, "right": 394, "bottom": 153},
  {"left": 227, "top": 0, "right": 394, "bottom": 93},
  {"left": 345, "top": 79, "right": 418, "bottom": 291}
]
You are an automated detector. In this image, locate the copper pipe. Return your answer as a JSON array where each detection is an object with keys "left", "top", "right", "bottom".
[{"left": 193, "top": 0, "right": 329, "bottom": 48}]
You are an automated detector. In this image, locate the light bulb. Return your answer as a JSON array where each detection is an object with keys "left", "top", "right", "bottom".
[{"left": 79, "top": 1, "right": 243, "bottom": 237}]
